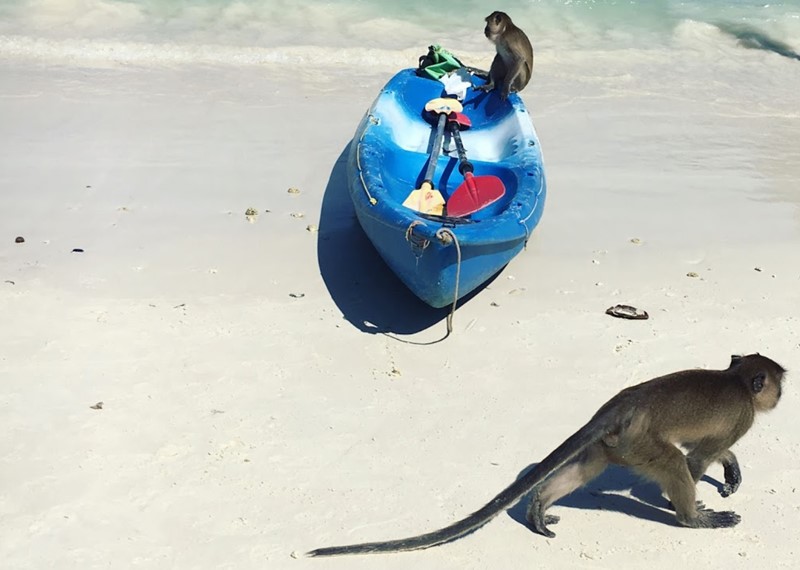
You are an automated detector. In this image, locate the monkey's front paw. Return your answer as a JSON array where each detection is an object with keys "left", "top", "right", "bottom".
[
  {"left": 719, "top": 482, "right": 739, "bottom": 498},
  {"left": 475, "top": 83, "right": 492, "bottom": 93},
  {"left": 703, "top": 509, "right": 741, "bottom": 528},
  {"left": 692, "top": 506, "right": 741, "bottom": 529}
]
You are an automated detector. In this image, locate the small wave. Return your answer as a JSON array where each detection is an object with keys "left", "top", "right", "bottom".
[
  {"left": 0, "top": 34, "right": 494, "bottom": 70},
  {"left": 672, "top": 18, "right": 800, "bottom": 61},
  {"left": 2, "top": 0, "right": 799, "bottom": 69},
  {"left": 715, "top": 22, "right": 800, "bottom": 61}
]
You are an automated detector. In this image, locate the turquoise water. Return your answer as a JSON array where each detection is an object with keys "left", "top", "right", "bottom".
[{"left": 0, "top": 0, "right": 798, "bottom": 65}]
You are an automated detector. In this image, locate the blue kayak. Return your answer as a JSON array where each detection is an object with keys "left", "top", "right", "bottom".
[{"left": 347, "top": 69, "right": 546, "bottom": 308}]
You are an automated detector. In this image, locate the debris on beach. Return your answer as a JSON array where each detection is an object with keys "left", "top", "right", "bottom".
[
  {"left": 89, "top": 402, "right": 104, "bottom": 410},
  {"left": 245, "top": 207, "right": 258, "bottom": 223},
  {"left": 754, "top": 267, "right": 762, "bottom": 272},
  {"left": 289, "top": 293, "right": 305, "bottom": 299},
  {"left": 686, "top": 271, "right": 699, "bottom": 278},
  {"left": 614, "top": 339, "right": 634, "bottom": 353},
  {"left": 290, "top": 212, "right": 305, "bottom": 219},
  {"left": 72, "top": 248, "right": 84, "bottom": 253},
  {"left": 606, "top": 304, "right": 649, "bottom": 320},
  {"left": 15, "top": 236, "right": 25, "bottom": 243},
  {"left": 630, "top": 237, "right": 642, "bottom": 245},
  {"left": 5, "top": 280, "right": 15, "bottom": 285},
  {"left": 306, "top": 224, "right": 318, "bottom": 233},
  {"left": 287, "top": 187, "right": 300, "bottom": 194}
]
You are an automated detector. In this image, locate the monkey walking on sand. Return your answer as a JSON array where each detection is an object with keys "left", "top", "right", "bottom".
[
  {"left": 307, "top": 354, "right": 785, "bottom": 557},
  {"left": 476, "top": 11, "right": 534, "bottom": 99}
]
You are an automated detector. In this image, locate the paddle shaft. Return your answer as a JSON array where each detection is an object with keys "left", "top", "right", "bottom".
[
  {"left": 421, "top": 113, "right": 448, "bottom": 187},
  {"left": 448, "top": 121, "right": 473, "bottom": 175},
  {"left": 444, "top": 114, "right": 506, "bottom": 217},
  {"left": 448, "top": 120, "right": 479, "bottom": 191}
]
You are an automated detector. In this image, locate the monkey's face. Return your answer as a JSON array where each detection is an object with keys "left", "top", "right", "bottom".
[
  {"left": 751, "top": 361, "right": 785, "bottom": 411},
  {"left": 731, "top": 353, "right": 786, "bottom": 411},
  {"left": 484, "top": 11, "right": 507, "bottom": 42}
]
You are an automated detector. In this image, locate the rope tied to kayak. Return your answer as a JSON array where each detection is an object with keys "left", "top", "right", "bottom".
[
  {"left": 384, "top": 225, "right": 462, "bottom": 345},
  {"left": 404, "top": 220, "right": 431, "bottom": 257},
  {"left": 436, "top": 227, "right": 462, "bottom": 339},
  {"left": 356, "top": 114, "right": 380, "bottom": 206}
]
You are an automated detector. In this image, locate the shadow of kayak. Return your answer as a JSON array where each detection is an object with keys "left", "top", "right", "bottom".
[
  {"left": 316, "top": 144, "right": 447, "bottom": 335},
  {"left": 316, "top": 144, "right": 491, "bottom": 337}
]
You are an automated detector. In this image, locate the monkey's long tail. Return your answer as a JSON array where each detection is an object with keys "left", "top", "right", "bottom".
[{"left": 306, "top": 414, "right": 615, "bottom": 557}]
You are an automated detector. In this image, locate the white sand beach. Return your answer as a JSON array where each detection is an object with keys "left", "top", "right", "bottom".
[{"left": 2, "top": 11, "right": 800, "bottom": 570}]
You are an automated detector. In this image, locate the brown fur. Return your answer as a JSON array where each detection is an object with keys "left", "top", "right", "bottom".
[
  {"left": 307, "top": 354, "right": 785, "bottom": 557},
  {"left": 528, "top": 354, "right": 784, "bottom": 536},
  {"left": 477, "top": 11, "right": 534, "bottom": 99}
]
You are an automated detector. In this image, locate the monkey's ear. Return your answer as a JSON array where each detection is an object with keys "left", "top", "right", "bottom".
[
  {"left": 730, "top": 354, "right": 743, "bottom": 367},
  {"left": 751, "top": 373, "right": 766, "bottom": 393}
]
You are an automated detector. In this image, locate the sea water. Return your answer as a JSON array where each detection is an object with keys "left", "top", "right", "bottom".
[{"left": 0, "top": 0, "right": 798, "bottom": 67}]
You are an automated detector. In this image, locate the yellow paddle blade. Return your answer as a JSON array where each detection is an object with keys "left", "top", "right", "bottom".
[
  {"left": 402, "top": 181, "right": 445, "bottom": 216},
  {"left": 424, "top": 97, "right": 463, "bottom": 115}
]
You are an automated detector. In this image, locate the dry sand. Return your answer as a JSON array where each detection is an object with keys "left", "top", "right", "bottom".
[{"left": 1, "top": 50, "right": 799, "bottom": 570}]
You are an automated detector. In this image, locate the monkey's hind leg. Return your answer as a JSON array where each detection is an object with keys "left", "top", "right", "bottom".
[
  {"left": 526, "top": 444, "right": 608, "bottom": 538},
  {"left": 475, "top": 56, "right": 505, "bottom": 94},
  {"left": 636, "top": 441, "right": 741, "bottom": 529}
]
